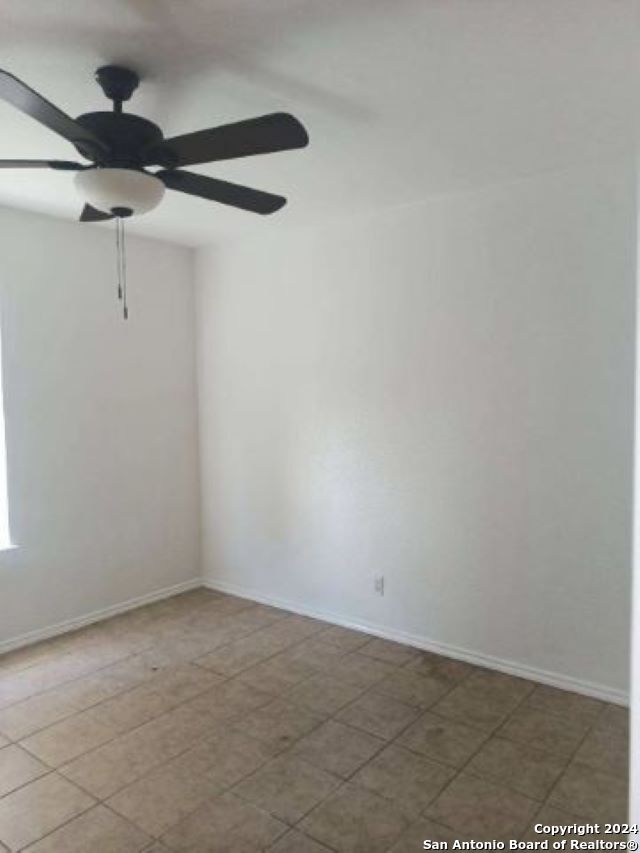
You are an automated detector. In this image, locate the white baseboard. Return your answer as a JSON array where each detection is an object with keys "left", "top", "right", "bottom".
[
  {"left": 0, "top": 577, "right": 204, "bottom": 656},
  {"left": 204, "top": 576, "right": 629, "bottom": 707}
]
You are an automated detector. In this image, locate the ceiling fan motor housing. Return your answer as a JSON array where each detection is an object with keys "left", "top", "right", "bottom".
[{"left": 73, "top": 112, "right": 168, "bottom": 167}]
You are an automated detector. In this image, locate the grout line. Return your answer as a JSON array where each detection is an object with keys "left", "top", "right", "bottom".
[
  {"left": 0, "top": 765, "right": 57, "bottom": 801},
  {"left": 0, "top": 600, "right": 289, "bottom": 735},
  {"left": 390, "top": 676, "right": 542, "bottom": 838},
  {"left": 537, "top": 700, "right": 612, "bottom": 819},
  {"left": 0, "top": 591, "right": 628, "bottom": 850},
  {"left": 204, "top": 580, "right": 629, "bottom": 706},
  {"left": 230, "top": 669, "right": 474, "bottom": 845},
  {"left": 0, "top": 586, "right": 221, "bottom": 698},
  {"left": 3, "top": 772, "right": 96, "bottom": 851},
  {"left": 49, "top": 637, "right": 335, "bottom": 805}
]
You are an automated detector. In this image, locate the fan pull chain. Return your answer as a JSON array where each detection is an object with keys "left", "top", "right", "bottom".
[
  {"left": 121, "top": 219, "right": 128, "bottom": 320},
  {"left": 114, "top": 217, "right": 128, "bottom": 320},
  {"left": 115, "top": 218, "right": 123, "bottom": 300}
]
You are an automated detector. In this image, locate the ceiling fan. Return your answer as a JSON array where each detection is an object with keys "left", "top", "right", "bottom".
[{"left": 0, "top": 65, "right": 309, "bottom": 221}]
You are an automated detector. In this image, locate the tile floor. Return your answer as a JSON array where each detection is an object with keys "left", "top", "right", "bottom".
[{"left": 0, "top": 588, "right": 629, "bottom": 851}]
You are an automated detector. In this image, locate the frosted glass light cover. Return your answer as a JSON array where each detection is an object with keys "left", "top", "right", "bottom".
[{"left": 74, "top": 168, "right": 165, "bottom": 216}]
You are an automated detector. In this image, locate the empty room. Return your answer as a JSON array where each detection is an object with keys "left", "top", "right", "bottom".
[{"left": 0, "top": 1, "right": 636, "bottom": 850}]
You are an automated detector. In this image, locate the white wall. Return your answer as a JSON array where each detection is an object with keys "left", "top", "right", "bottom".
[
  {"left": 0, "top": 206, "right": 200, "bottom": 647},
  {"left": 197, "top": 162, "right": 635, "bottom": 701}
]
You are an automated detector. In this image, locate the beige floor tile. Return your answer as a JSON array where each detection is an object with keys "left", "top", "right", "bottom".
[
  {"left": 292, "top": 613, "right": 333, "bottom": 632},
  {"left": 329, "top": 654, "right": 395, "bottom": 689},
  {"left": 188, "top": 679, "right": 273, "bottom": 723},
  {"left": 264, "top": 615, "right": 328, "bottom": 644},
  {"left": 176, "top": 617, "right": 236, "bottom": 641},
  {"left": 352, "top": 744, "right": 454, "bottom": 818},
  {"left": 90, "top": 664, "right": 223, "bottom": 734},
  {"left": 374, "top": 670, "right": 451, "bottom": 710},
  {"left": 405, "top": 652, "right": 476, "bottom": 685},
  {"left": 286, "top": 674, "right": 365, "bottom": 716},
  {"left": 465, "top": 669, "right": 534, "bottom": 702},
  {"left": 223, "top": 604, "right": 287, "bottom": 633},
  {"left": 431, "top": 681, "right": 522, "bottom": 732},
  {"left": 156, "top": 629, "right": 225, "bottom": 658},
  {"left": 0, "top": 745, "right": 49, "bottom": 798},
  {"left": 285, "top": 638, "right": 348, "bottom": 673},
  {"left": 106, "top": 754, "right": 220, "bottom": 837},
  {"left": 0, "top": 773, "right": 95, "bottom": 851},
  {"left": 300, "top": 781, "right": 410, "bottom": 853},
  {"left": 291, "top": 720, "right": 385, "bottom": 778},
  {"left": 234, "top": 755, "right": 340, "bottom": 823},
  {"left": 20, "top": 710, "right": 117, "bottom": 767},
  {"left": 2, "top": 643, "right": 134, "bottom": 709},
  {"left": 574, "top": 724, "right": 629, "bottom": 777},
  {"left": 135, "top": 639, "right": 210, "bottom": 670},
  {"left": 548, "top": 761, "right": 629, "bottom": 823},
  {"left": 134, "top": 633, "right": 222, "bottom": 669},
  {"left": 184, "top": 730, "right": 279, "bottom": 789},
  {"left": 57, "top": 655, "right": 161, "bottom": 712},
  {"left": 0, "top": 650, "right": 126, "bottom": 710},
  {"left": 196, "top": 634, "right": 286, "bottom": 676},
  {"left": 425, "top": 772, "right": 538, "bottom": 841},
  {"left": 336, "top": 691, "right": 420, "bottom": 740},
  {"left": 267, "top": 828, "right": 333, "bottom": 852},
  {"left": 525, "top": 685, "right": 604, "bottom": 724},
  {"left": 204, "top": 594, "right": 256, "bottom": 618},
  {"left": 237, "top": 652, "right": 317, "bottom": 695},
  {"left": 60, "top": 703, "right": 212, "bottom": 799},
  {"left": 597, "top": 704, "right": 629, "bottom": 735},
  {"left": 138, "top": 702, "right": 217, "bottom": 758},
  {"left": 397, "top": 711, "right": 488, "bottom": 768},
  {"left": 359, "top": 638, "right": 420, "bottom": 667},
  {"left": 163, "top": 660, "right": 228, "bottom": 700},
  {"left": 466, "top": 735, "right": 567, "bottom": 800},
  {"left": 317, "top": 626, "right": 372, "bottom": 652},
  {"left": 0, "top": 592, "right": 629, "bottom": 850},
  {"left": 388, "top": 817, "right": 468, "bottom": 852},
  {"left": 161, "top": 791, "right": 287, "bottom": 852},
  {"left": 498, "top": 706, "right": 591, "bottom": 756},
  {"left": 0, "top": 692, "right": 79, "bottom": 742},
  {"left": 0, "top": 641, "right": 67, "bottom": 679},
  {"left": 200, "top": 591, "right": 255, "bottom": 615},
  {"left": 88, "top": 685, "right": 169, "bottom": 734},
  {"left": 23, "top": 804, "right": 151, "bottom": 852},
  {"left": 234, "top": 699, "right": 324, "bottom": 752},
  {"left": 60, "top": 734, "right": 158, "bottom": 801},
  {"left": 144, "top": 589, "right": 214, "bottom": 619}
]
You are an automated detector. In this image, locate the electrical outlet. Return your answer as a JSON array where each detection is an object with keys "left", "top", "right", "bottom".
[{"left": 374, "top": 575, "right": 385, "bottom": 596}]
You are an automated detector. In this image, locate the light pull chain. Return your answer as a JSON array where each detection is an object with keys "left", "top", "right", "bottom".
[
  {"left": 114, "top": 216, "right": 128, "bottom": 320},
  {"left": 115, "top": 218, "right": 123, "bottom": 301},
  {"left": 121, "top": 219, "right": 128, "bottom": 320}
]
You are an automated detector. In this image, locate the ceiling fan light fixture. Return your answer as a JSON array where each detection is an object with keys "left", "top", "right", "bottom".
[{"left": 74, "top": 167, "right": 165, "bottom": 217}]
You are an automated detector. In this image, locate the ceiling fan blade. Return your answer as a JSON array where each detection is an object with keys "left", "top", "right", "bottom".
[
  {"left": 79, "top": 204, "right": 114, "bottom": 223},
  {"left": 0, "top": 159, "right": 84, "bottom": 170},
  {"left": 0, "top": 69, "right": 108, "bottom": 160},
  {"left": 157, "top": 170, "right": 286, "bottom": 214},
  {"left": 147, "top": 113, "right": 308, "bottom": 167}
]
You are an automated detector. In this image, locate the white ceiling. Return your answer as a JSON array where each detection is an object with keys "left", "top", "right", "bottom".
[{"left": 0, "top": 0, "right": 634, "bottom": 246}]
